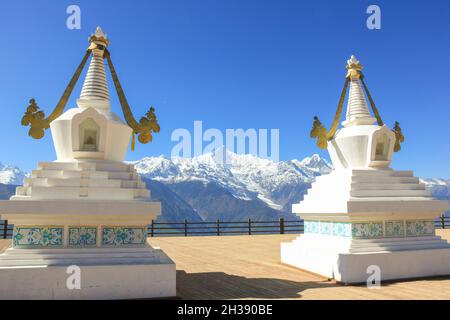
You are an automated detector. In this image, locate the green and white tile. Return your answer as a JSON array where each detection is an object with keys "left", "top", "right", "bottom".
[
  {"left": 68, "top": 226, "right": 97, "bottom": 247},
  {"left": 13, "top": 226, "right": 64, "bottom": 248},
  {"left": 102, "top": 226, "right": 147, "bottom": 246}
]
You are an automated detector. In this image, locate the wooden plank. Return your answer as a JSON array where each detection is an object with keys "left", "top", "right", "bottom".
[
  {"left": 149, "top": 231, "right": 450, "bottom": 300},
  {"left": 0, "top": 240, "right": 11, "bottom": 253}
]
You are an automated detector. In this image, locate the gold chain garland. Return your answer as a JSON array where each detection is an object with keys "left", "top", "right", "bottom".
[
  {"left": 21, "top": 49, "right": 92, "bottom": 139},
  {"left": 326, "top": 77, "right": 350, "bottom": 140},
  {"left": 310, "top": 77, "right": 349, "bottom": 149},
  {"left": 104, "top": 49, "right": 160, "bottom": 151},
  {"left": 21, "top": 42, "right": 160, "bottom": 151},
  {"left": 360, "top": 75, "right": 383, "bottom": 126}
]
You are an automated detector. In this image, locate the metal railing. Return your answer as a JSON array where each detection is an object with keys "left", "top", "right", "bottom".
[
  {"left": 0, "top": 218, "right": 302, "bottom": 239},
  {"left": 0, "top": 220, "right": 13, "bottom": 239},
  {"left": 1, "top": 216, "right": 449, "bottom": 239},
  {"left": 438, "top": 216, "right": 450, "bottom": 230},
  {"left": 149, "top": 218, "right": 303, "bottom": 237}
]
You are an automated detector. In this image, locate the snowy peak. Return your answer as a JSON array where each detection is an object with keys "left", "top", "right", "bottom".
[
  {"left": 421, "top": 178, "right": 450, "bottom": 186},
  {"left": 421, "top": 178, "right": 450, "bottom": 199},
  {"left": 288, "top": 155, "right": 333, "bottom": 179},
  {"left": 129, "top": 151, "right": 333, "bottom": 209},
  {"left": 130, "top": 153, "right": 254, "bottom": 200},
  {"left": 296, "top": 154, "right": 333, "bottom": 173},
  {"left": 0, "top": 162, "right": 28, "bottom": 185},
  {"left": 132, "top": 156, "right": 181, "bottom": 180},
  {"left": 0, "top": 155, "right": 448, "bottom": 218}
]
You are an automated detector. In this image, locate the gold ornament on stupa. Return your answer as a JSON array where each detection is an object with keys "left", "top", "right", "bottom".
[
  {"left": 21, "top": 27, "right": 160, "bottom": 151},
  {"left": 310, "top": 55, "right": 404, "bottom": 152}
]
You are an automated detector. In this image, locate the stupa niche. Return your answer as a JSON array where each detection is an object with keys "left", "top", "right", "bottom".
[
  {"left": 0, "top": 27, "right": 175, "bottom": 299},
  {"left": 281, "top": 56, "right": 450, "bottom": 284}
]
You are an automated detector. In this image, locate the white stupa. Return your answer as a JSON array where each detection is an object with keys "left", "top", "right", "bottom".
[
  {"left": 281, "top": 56, "right": 450, "bottom": 283},
  {"left": 0, "top": 27, "right": 175, "bottom": 299}
]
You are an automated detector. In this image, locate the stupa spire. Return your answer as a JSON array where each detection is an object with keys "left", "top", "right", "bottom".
[
  {"left": 21, "top": 27, "right": 159, "bottom": 151},
  {"left": 342, "top": 55, "right": 376, "bottom": 127},
  {"left": 310, "top": 55, "right": 404, "bottom": 152},
  {"left": 77, "top": 26, "right": 110, "bottom": 109}
]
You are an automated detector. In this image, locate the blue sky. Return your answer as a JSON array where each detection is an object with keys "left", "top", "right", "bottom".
[{"left": 0, "top": 0, "right": 449, "bottom": 178}]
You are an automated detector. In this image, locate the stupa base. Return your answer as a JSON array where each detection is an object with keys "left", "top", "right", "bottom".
[
  {"left": 281, "top": 235, "right": 450, "bottom": 284},
  {"left": 0, "top": 246, "right": 176, "bottom": 299}
]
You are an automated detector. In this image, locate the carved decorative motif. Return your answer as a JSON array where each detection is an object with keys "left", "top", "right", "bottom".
[
  {"left": 13, "top": 226, "right": 64, "bottom": 247},
  {"left": 101, "top": 227, "right": 147, "bottom": 246},
  {"left": 304, "top": 220, "right": 435, "bottom": 239},
  {"left": 68, "top": 227, "right": 97, "bottom": 247}
]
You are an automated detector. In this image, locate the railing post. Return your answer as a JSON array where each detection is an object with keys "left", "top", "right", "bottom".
[
  {"left": 150, "top": 219, "right": 154, "bottom": 237},
  {"left": 216, "top": 219, "right": 220, "bottom": 236},
  {"left": 248, "top": 218, "right": 252, "bottom": 235},
  {"left": 442, "top": 215, "right": 446, "bottom": 229},
  {"left": 184, "top": 219, "right": 188, "bottom": 237},
  {"left": 3, "top": 220, "right": 8, "bottom": 239},
  {"left": 280, "top": 218, "right": 285, "bottom": 234}
]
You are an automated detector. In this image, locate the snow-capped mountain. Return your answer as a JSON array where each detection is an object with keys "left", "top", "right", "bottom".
[
  {"left": 0, "top": 153, "right": 332, "bottom": 221},
  {"left": 0, "top": 162, "right": 28, "bottom": 185},
  {"left": 421, "top": 178, "right": 450, "bottom": 199},
  {"left": 1, "top": 155, "right": 447, "bottom": 221},
  {"left": 129, "top": 151, "right": 333, "bottom": 211}
]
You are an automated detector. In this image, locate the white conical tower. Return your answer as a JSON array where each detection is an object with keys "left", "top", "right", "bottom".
[
  {"left": 342, "top": 55, "right": 376, "bottom": 127},
  {"left": 77, "top": 27, "right": 110, "bottom": 110},
  {"left": 0, "top": 27, "right": 175, "bottom": 299},
  {"left": 50, "top": 26, "right": 132, "bottom": 162},
  {"left": 282, "top": 55, "right": 450, "bottom": 285}
]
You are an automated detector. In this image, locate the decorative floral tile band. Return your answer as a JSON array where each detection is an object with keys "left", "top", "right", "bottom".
[
  {"left": 12, "top": 225, "right": 148, "bottom": 248},
  {"left": 102, "top": 227, "right": 147, "bottom": 246},
  {"left": 352, "top": 222, "right": 384, "bottom": 238},
  {"left": 68, "top": 226, "right": 97, "bottom": 247},
  {"left": 305, "top": 221, "right": 351, "bottom": 237},
  {"left": 406, "top": 220, "right": 434, "bottom": 237},
  {"left": 385, "top": 221, "right": 404, "bottom": 237},
  {"left": 304, "top": 220, "right": 435, "bottom": 239},
  {"left": 13, "top": 227, "right": 64, "bottom": 248}
]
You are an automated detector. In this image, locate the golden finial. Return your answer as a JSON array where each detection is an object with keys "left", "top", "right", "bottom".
[
  {"left": 346, "top": 55, "right": 363, "bottom": 79},
  {"left": 89, "top": 26, "right": 110, "bottom": 47}
]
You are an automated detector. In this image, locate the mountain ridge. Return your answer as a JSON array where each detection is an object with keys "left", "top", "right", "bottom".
[
  {"left": 0, "top": 162, "right": 28, "bottom": 186},
  {"left": 129, "top": 151, "right": 333, "bottom": 211},
  {"left": 0, "top": 154, "right": 448, "bottom": 221}
]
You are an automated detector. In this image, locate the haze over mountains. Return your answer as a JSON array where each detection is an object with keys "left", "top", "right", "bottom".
[{"left": 0, "top": 154, "right": 448, "bottom": 221}]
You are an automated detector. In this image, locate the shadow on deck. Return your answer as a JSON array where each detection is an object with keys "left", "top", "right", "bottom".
[{"left": 176, "top": 270, "right": 337, "bottom": 300}]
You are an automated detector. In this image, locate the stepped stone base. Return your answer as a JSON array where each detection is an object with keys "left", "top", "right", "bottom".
[
  {"left": 295, "top": 168, "right": 447, "bottom": 216},
  {"left": 281, "top": 234, "right": 450, "bottom": 283},
  {"left": 0, "top": 246, "right": 176, "bottom": 299},
  {"left": 283, "top": 167, "right": 450, "bottom": 284},
  {"left": 13, "top": 160, "right": 150, "bottom": 201}
]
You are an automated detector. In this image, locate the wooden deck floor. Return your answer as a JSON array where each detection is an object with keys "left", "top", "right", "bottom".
[
  {"left": 147, "top": 230, "right": 450, "bottom": 300},
  {"left": 2, "top": 230, "right": 450, "bottom": 299}
]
